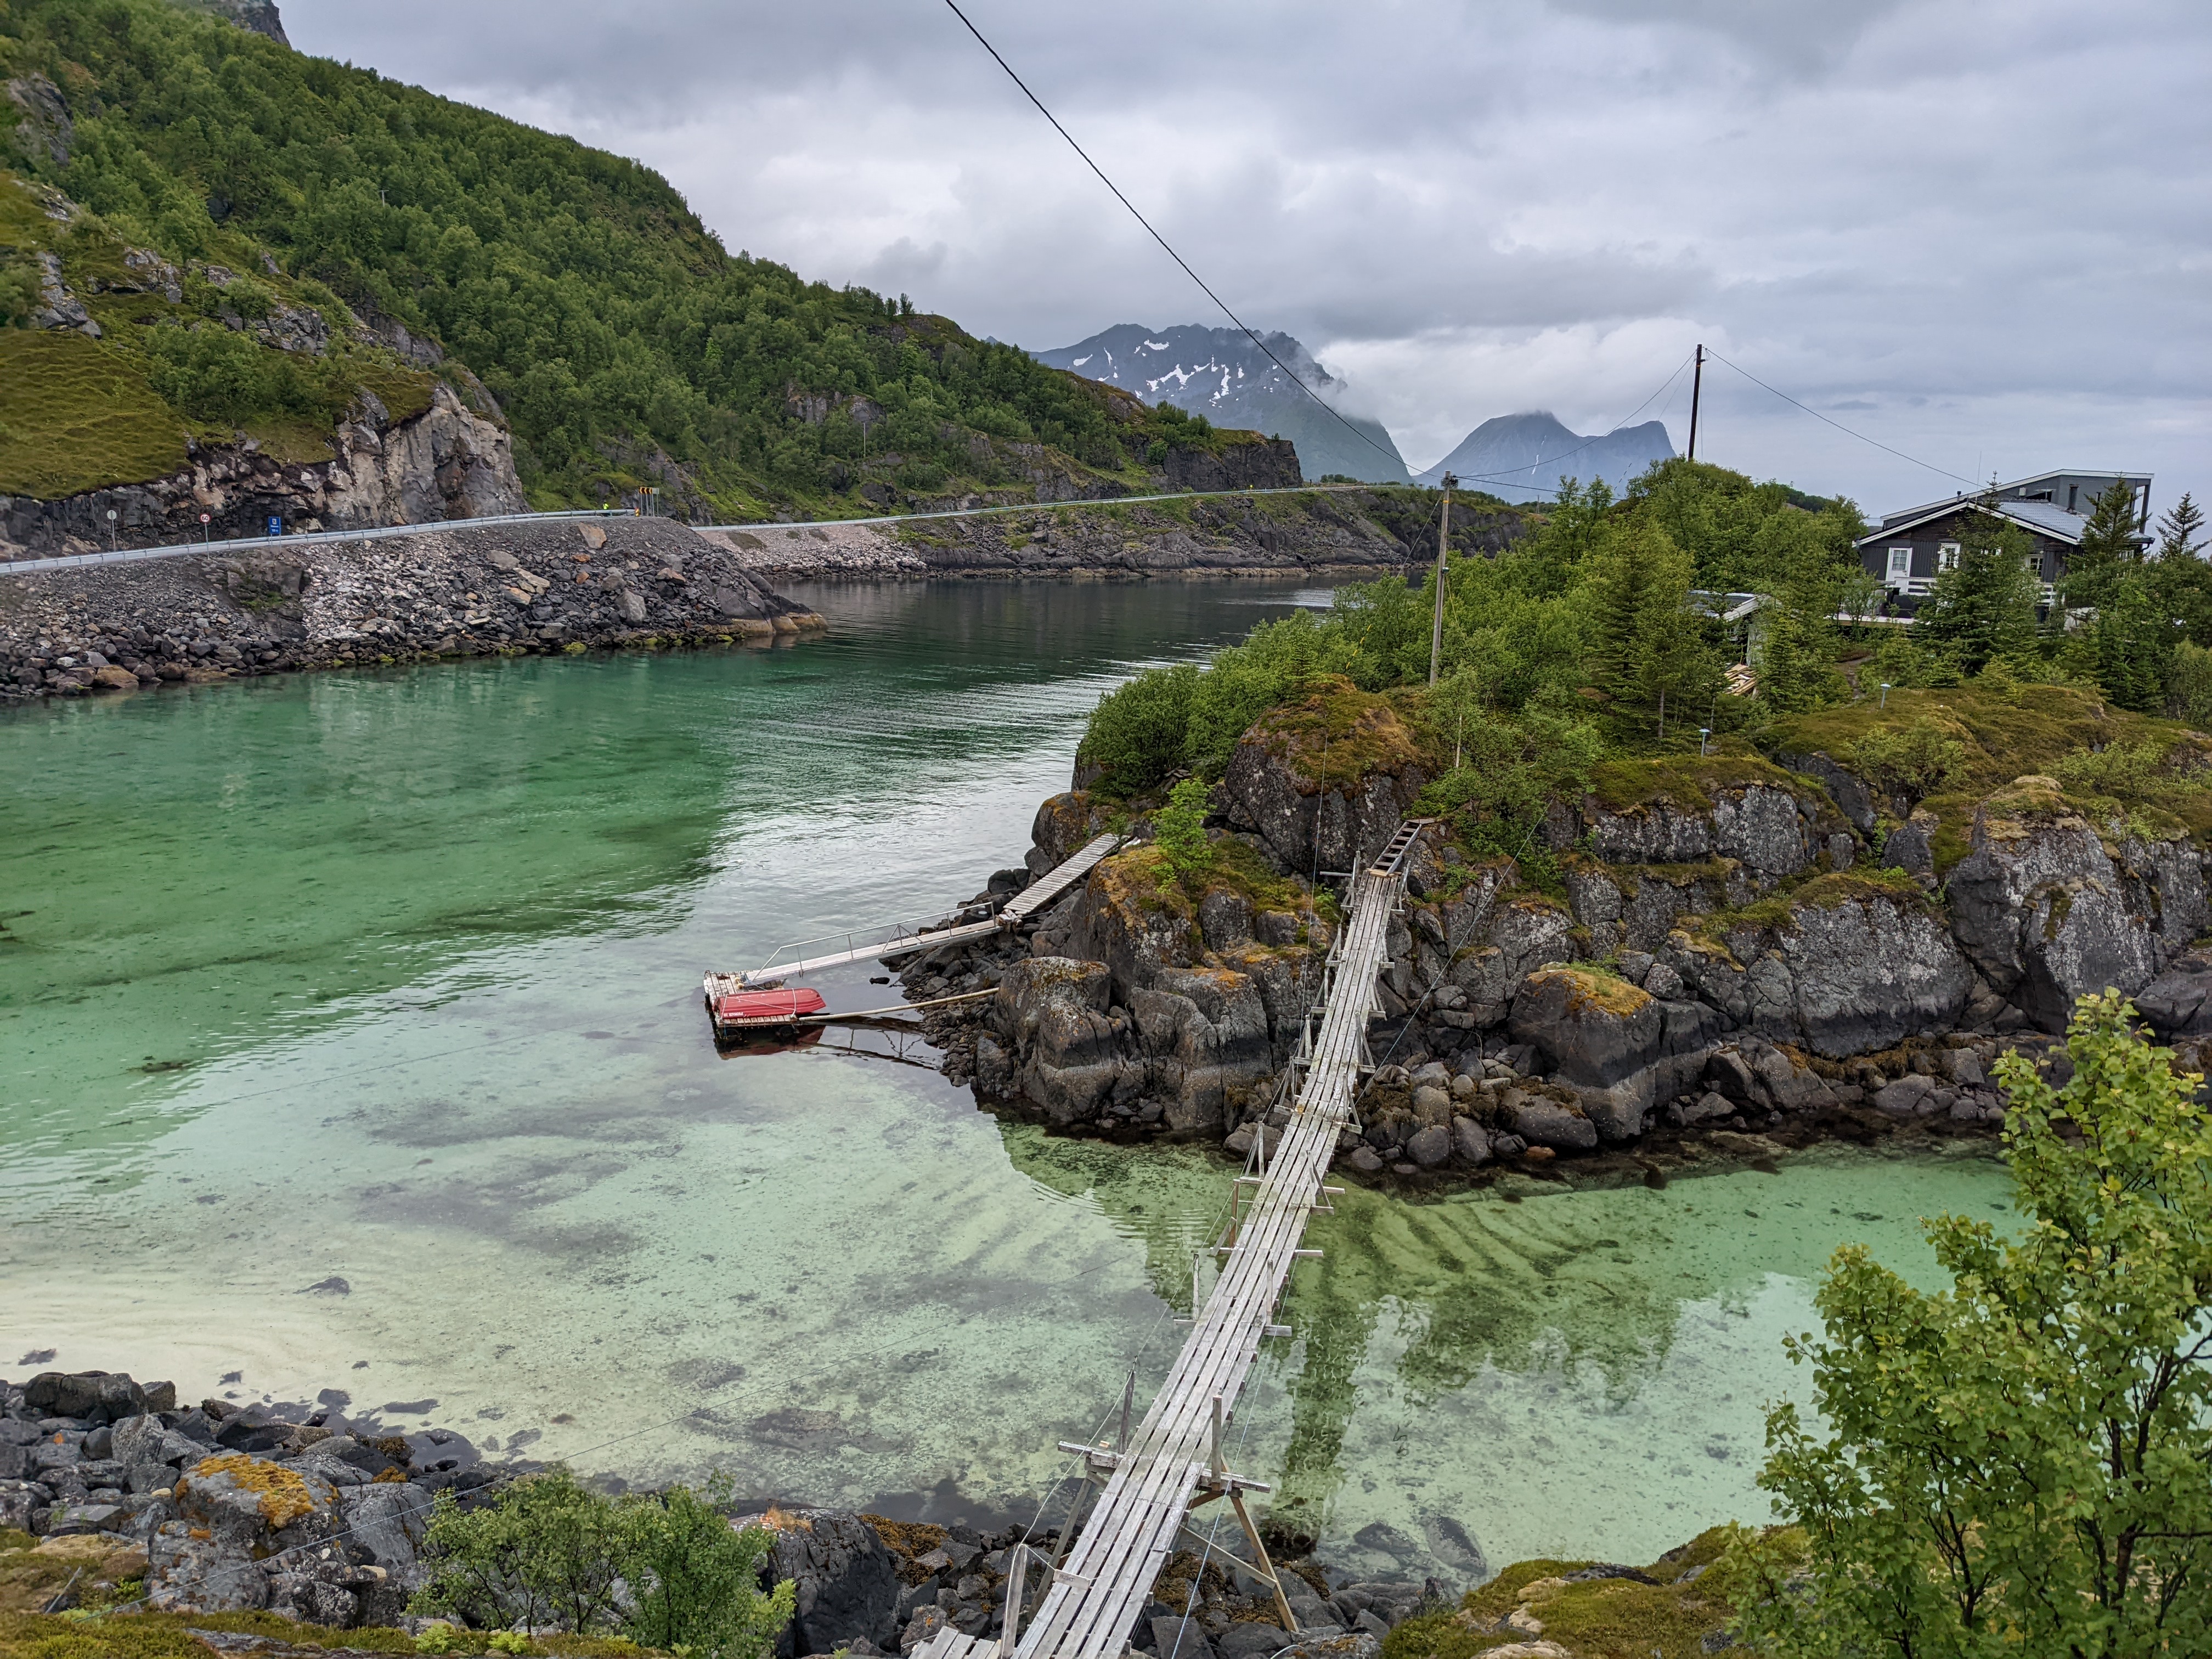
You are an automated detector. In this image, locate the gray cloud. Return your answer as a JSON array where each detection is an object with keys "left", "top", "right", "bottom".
[{"left": 283, "top": 0, "right": 2210, "bottom": 510}]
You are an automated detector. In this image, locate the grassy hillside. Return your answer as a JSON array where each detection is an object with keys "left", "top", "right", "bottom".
[{"left": 0, "top": 0, "right": 1239, "bottom": 516}]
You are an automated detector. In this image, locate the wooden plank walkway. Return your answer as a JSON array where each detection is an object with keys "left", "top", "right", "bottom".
[
  {"left": 1011, "top": 820, "right": 1425, "bottom": 1659},
  {"left": 713, "top": 832, "right": 1123, "bottom": 990}
]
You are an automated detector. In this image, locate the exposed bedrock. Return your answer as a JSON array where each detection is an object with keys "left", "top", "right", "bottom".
[{"left": 963, "top": 715, "right": 2212, "bottom": 1165}]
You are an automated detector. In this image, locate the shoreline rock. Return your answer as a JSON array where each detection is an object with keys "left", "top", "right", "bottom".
[
  {"left": 0, "top": 1364, "right": 1454, "bottom": 1655},
  {"left": 0, "top": 517, "right": 825, "bottom": 702}
]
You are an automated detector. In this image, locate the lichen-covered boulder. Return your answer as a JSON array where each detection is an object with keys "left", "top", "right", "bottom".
[
  {"left": 1065, "top": 849, "right": 1200, "bottom": 996},
  {"left": 1450, "top": 897, "right": 1578, "bottom": 1026},
  {"left": 1218, "top": 682, "right": 1428, "bottom": 874},
  {"left": 1945, "top": 783, "right": 2166, "bottom": 1031},
  {"left": 146, "top": 1453, "right": 346, "bottom": 1613},
  {"left": 1508, "top": 968, "right": 1662, "bottom": 1087},
  {"left": 1027, "top": 789, "right": 1112, "bottom": 878},
  {"left": 735, "top": 1506, "right": 902, "bottom": 1658},
  {"left": 1130, "top": 966, "right": 1274, "bottom": 1134},
  {"left": 1579, "top": 773, "right": 1817, "bottom": 885}
]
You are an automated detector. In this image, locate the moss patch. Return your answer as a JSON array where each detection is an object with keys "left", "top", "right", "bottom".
[
  {"left": 1248, "top": 676, "right": 1433, "bottom": 788},
  {"left": 1585, "top": 750, "right": 1804, "bottom": 816},
  {"left": 0, "top": 1609, "right": 651, "bottom": 1655},
  {"left": 1383, "top": 1527, "right": 1759, "bottom": 1659},
  {"left": 0, "top": 330, "right": 190, "bottom": 498},
  {"left": 1542, "top": 965, "right": 1653, "bottom": 1017}
]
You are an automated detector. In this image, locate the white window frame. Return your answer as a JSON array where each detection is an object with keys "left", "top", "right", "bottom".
[
  {"left": 1886, "top": 546, "right": 1912, "bottom": 590},
  {"left": 1938, "top": 541, "right": 1961, "bottom": 572}
]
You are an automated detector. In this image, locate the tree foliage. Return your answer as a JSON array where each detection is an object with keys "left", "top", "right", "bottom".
[
  {"left": 0, "top": 0, "right": 1209, "bottom": 512},
  {"left": 1742, "top": 992, "right": 2212, "bottom": 1658},
  {"left": 1915, "top": 506, "right": 2041, "bottom": 674},
  {"left": 413, "top": 1465, "right": 795, "bottom": 1652}
]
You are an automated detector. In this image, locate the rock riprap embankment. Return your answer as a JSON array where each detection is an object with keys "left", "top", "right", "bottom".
[
  {"left": 0, "top": 517, "right": 824, "bottom": 699},
  {"left": 0, "top": 1364, "right": 1452, "bottom": 1656},
  {"left": 926, "top": 692, "right": 2212, "bottom": 1178}
]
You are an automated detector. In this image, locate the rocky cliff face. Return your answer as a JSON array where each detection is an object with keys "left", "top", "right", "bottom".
[
  {"left": 1, "top": 383, "right": 526, "bottom": 561},
  {"left": 960, "top": 705, "right": 2212, "bottom": 1173},
  {"left": 0, "top": 517, "right": 823, "bottom": 699}
]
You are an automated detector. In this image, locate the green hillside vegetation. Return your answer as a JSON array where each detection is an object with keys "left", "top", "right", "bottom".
[
  {"left": 1079, "top": 459, "right": 2212, "bottom": 888},
  {"left": 0, "top": 0, "right": 1244, "bottom": 515}
]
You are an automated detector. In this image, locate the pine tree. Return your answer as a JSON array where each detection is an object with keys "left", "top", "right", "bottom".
[
  {"left": 2159, "top": 491, "right": 2207, "bottom": 562},
  {"left": 1580, "top": 517, "right": 1717, "bottom": 732},
  {"left": 1915, "top": 506, "right": 2040, "bottom": 674},
  {"left": 2063, "top": 477, "right": 2146, "bottom": 613}
]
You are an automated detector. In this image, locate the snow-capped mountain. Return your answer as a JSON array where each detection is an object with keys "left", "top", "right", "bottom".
[
  {"left": 1414, "top": 412, "right": 1675, "bottom": 502},
  {"left": 1032, "top": 323, "right": 1410, "bottom": 485}
]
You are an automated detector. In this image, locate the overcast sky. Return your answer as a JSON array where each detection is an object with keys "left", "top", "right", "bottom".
[{"left": 285, "top": 0, "right": 2211, "bottom": 515}]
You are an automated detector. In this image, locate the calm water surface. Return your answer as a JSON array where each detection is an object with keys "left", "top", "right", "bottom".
[{"left": 0, "top": 578, "right": 2009, "bottom": 1578}]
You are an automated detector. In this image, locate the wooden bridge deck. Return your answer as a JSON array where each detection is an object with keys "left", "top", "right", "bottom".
[{"left": 1007, "top": 820, "right": 1424, "bottom": 1659}]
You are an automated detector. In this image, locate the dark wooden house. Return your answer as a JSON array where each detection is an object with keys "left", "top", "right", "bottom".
[{"left": 1855, "top": 469, "right": 2153, "bottom": 608}]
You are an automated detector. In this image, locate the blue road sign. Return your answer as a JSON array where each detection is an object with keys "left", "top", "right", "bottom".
[{"left": 266, "top": 516, "right": 282, "bottom": 538}]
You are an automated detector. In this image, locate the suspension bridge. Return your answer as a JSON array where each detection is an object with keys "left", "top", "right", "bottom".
[{"left": 902, "top": 818, "right": 1426, "bottom": 1659}]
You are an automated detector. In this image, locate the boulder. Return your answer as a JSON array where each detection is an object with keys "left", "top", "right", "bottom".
[
  {"left": 1404, "top": 1125, "right": 1451, "bottom": 1168},
  {"left": 989, "top": 958, "right": 1124, "bottom": 1124},
  {"left": 1217, "top": 693, "right": 1427, "bottom": 874},
  {"left": 1130, "top": 967, "right": 1275, "bottom": 1134},
  {"left": 2135, "top": 952, "right": 2212, "bottom": 1039},
  {"left": 1450, "top": 1116, "right": 1492, "bottom": 1166},
  {"left": 1028, "top": 791, "right": 1111, "bottom": 877},
  {"left": 1669, "top": 878, "right": 1972, "bottom": 1058},
  {"left": 1583, "top": 781, "right": 1813, "bottom": 884},
  {"left": 740, "top": 1508, "right": 902, "bottom": 1658},
  {"left": 1946, "top": 789, "right": 2170, "bottom": 1032},
  {"left": 1505, "top": 1092, "right": 1599, "bottom": 1153},
  {"left": 146, "top": 1452, "right": 346, "bottom": 1613},
  {"left": 25, "top": 1371, "right": 145, "bottom": 1424},
  {"left": 1508, "top": 968, "right": 1661, "bottom": 1087},
  {"left": 1450, "top": 898, "right": 1578, "bottom": 1026},
  {"left": 1064, "top": 851, "right": 1201, "bottom": 995}
]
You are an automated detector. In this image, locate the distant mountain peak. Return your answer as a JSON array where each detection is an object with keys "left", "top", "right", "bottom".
[
  {"left": 1417, "top": 411, "right": 1675, "bottom": 500},
  {"left": 1035, "top": 323, "right": 1408, "bottom": 486}
]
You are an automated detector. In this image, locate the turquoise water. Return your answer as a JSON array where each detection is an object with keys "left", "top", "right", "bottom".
[{"left": 0, "top": 579, "right": 2011, "bottom": 1578}]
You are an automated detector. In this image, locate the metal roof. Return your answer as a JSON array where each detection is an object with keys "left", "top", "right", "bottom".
[
  {"left": 1875, "top": 467, "right": 2152, "bottom": 534},
  {"left": 1855, "top": 496, "right": 2088, "bottom": 549}
]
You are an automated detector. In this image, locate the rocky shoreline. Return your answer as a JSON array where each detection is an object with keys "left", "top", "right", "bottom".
[
  {"left": 0, "top": 518, "right": 825, "bottom": 702},
  {"left": 700, "top": 488, "right": 1526, "bottom": 582},
  {"left": 0, "top": 1364, "right": 1454, "bottom": 1659},
  {"left": 897, "top": 690, "right": 2212, "bottom": 1182}
]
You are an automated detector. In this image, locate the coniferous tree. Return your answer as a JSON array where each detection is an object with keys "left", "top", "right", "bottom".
[
  {"left": 1580, "top": 517, "right": 1717, "bottom": 733},
  {"left": 1915, "top": 506, "right": 2040, "bottom": 674},
  {"left": 2159, "top": 492, "right": 2207, "bottom": 563},
  {"left": 2063, "top": 478, "right": 2147, "bottom": 614}
]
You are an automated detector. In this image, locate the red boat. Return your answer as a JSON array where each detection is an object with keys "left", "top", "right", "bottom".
[{"left": 714, "top": 986, "right": 827, "bottom": 1031}]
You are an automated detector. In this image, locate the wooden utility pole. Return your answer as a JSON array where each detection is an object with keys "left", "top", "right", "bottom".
[
  {"left": 1429, "top": 472, "right": 1454, "bottom": 685},
  {"left": 1686, "top": 344, "right": 1705, "bottom": 462}
]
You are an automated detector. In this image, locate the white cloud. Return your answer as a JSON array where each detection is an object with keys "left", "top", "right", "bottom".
[{"left": 282, "top": 0, "right": 2212, "bottom": 511}]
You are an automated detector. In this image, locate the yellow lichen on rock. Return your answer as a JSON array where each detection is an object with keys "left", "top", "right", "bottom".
[{"left": 191, "top": 1454, "right": 325, "bottom": 1530}]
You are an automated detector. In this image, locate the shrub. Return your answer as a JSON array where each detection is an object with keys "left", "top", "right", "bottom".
[
  {"left": 621, "top": 1476, "right": 794, "bottom": 1659},
  {"left": 2169, "top": 639, "right": 2212, "bottom": 729},
  {"left": 1744, "top": 991, "right": 2212, "bottom": 1655},
  {"left": 1079, "top": 663, "right": 1198, "bottom": 795},
  {"left": 411, "top": 1465, "right": 795, "bottom": 1650},
  {"left": 413, "top": 1468, "right": 628, "bottom": 1634},
  {"left": 1849, "top": 715, "right": 1966, "bottom": 806},
  {"left": 1153, "top": 777, "right": 1211, "bottom": 880}
]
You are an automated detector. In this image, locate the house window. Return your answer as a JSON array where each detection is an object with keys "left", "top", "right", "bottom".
[
  {"left": 1886, "top": 547, "right": 1912, "bottom": 589},
  {"left": 1938, "top": 542, "right": 1961, "bottom": 571}
]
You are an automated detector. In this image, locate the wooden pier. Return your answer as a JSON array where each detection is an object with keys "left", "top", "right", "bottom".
[{"left": 709, "top": 832, "right": 1124, "bottom": 995}]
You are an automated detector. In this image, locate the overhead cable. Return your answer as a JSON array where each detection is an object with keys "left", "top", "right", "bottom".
[
  {"left": 939, "top": 0, "right": 1405, "bottom": 471},
  {"left": 1701, "top": 347, "right": 1977, "bottom": 486}
]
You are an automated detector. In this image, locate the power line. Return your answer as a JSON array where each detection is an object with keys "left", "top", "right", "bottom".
[
  {"left": 939, "top": 0, "right": 1404, "bottom": 472},
  {"left": 1700, "top": 347, "right": 1977, "bottom": 486}
]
